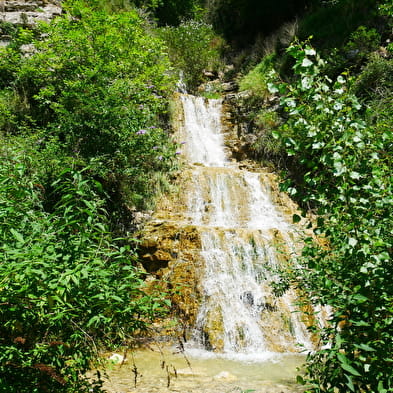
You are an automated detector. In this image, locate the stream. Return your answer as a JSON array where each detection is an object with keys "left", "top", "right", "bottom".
[{"left": 101, "top": 345, "right": 306, "bottom": 393}]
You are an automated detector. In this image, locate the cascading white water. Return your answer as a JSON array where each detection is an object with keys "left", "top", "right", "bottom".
[
  {"left": 186, "top": 168, "right": 291, "bottom": 230},
  {"left": 100, "top": 94, "right": 316, "bottom": 393},
  {"left": 178, "top": 94, "right": 313, "bottom": 359},
  {"left": 180, "top": 95, "right": 227, "bottom": 167}
]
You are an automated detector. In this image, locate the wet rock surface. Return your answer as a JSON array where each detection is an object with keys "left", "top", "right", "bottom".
[
  {"left": 137, "top": 94, "right": 315, "bottom": 351},
  {"left": 138, "top": 206, "right": 205, "bottom": 335}
]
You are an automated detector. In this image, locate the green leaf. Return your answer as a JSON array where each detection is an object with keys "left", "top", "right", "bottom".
[
  {"left": 301, "top": 76, "right": 313, "bottom": 89},
  {"left": 267, "top": 83, "right": 279, "bottom": 94},
  {"left": 345, "top": 374, "right": 355, "bottom": 392},
  {"left": 302, "top": 58, "right": 314, "bottom": 67},
  {"left": 164, "top": 299, "right": 172, "bottom": 307},
  {"left": 357, "top": 343, "right": 376, "bottom": 352},
  {"left": 87, "top": 315, "right": 100, "bottom": 327},
  {"left": 111, "top": 295, "right": 124, "bottom": 303},
  {"left": 271, "top": 130, "right": 280, "bottom": 139},
  {"left": 312, "top": 141, "right": 325, "bottom": 149},
  {"left": 337, "top": 355, "right": 362, "bottom": 377},
  {"left": 337, "top": 352, "right": 349, "bottom": 365},
  {"left": 352, "top": 293, "right": 368, "bottom": 303},
  {"left": 10, "top": 228, "right": 24, "bottom": 243},
  {"left": 333, "top": 160, "right": 346, "bottom": 176},
  {"left": 349, "top": 171, "right": 361, "bottom": 180},
  {"left": 378, "top": 381, "right": 388, "bottom": 393},
  {"left": 351, "top": 320, "right": 370, "bottom": 326},
  {"left": 305, "top": 48, "right": 316, "bottom": 56},
  {"left": 70, "top": 275, "right": 80, "bottom": 286},
  {"left": 292, "top": 214, "right": 302, "bottom": 223}
]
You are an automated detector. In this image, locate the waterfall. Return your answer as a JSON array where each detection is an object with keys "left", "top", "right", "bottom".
[
  {"left": 176, "top": 94, "right": 313, "bottom": 359},
  {"left": 180, "top": 95, "right": 227, "bottom": 167}
]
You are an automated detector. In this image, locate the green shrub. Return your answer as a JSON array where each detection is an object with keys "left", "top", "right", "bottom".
[
  {"left": 0, "top": 47, "right": 22, "bottom": 89},
  {"left": 237, "top": 55, "right": 285, "bottom": 163},
  {"left": 353, "top": 54, "right": 393, "bottom": 100},
  {"left": 344, "top": 26, "right": 381, "bottom": 64},
  {"left": 0, "top": 90, "right": 17, "bottom": 134},
  {"left": 158, "top": 20, "right": 224, "bottom": 90},
  {"left": 151, "top": 0, "right": 205, "bottom": 26},
  {"left": 7, "top": 1, "right": 179, "bottom": 210},
  {"left": 250, "top": 110, "right": 283, "bottom": 159},
  {"left": 92, "top": 0, "right": 205, "bottom": 25},
  {"left": 270, "top": 41, "right": 393, "bottom": 393},
  {"left": 0, "top": 21, "right": 17, "bottom": 37},
  {"left": 0, "top": 139, "right": 167, "bottom": 391},
  {"left": 0, "top": 4, "right": 178, "bottom": 388},
  {"left": 239, "top": 54, "right": 276, "bottom": 100},
  {"left": 353, "top": 54, "right": 393, "bottom": 147}
]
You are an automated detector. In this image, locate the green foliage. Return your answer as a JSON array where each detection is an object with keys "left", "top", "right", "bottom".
[
  {"left": 249, "top": 110, "right": 284, "bottom": 160},
  {"left": 158, "top": 20, "right": 224, "bottom": 90},
  {"left": 270, "top": 41, "right": 393, "bottom": 392},
  {"left": 236, "top": 55, "right": 285, "bottom": 162},
  {"left": 0, "top": 2, "right": 180, "bottom": 391},
  {"left": 353, "top": 54, "right": 393, "bottom": 100},
  {"left": 91, "top": 0, "right": 204, "bottom": 25},
  {"left": 298, "top": 0, "right": 377, "bottom": 48},
  {"left": 0, "top": 90, "right": 17, "bottom": 133},
  {"left": 0, "top": 21, "right": 18, "bottom": 37},
  {"left": 0, "top": 139, "right": 166, "bottom": 391},
  {"left": 0, "top": 45, "right": 22, "bottom": 89},
  {"left": 151, "top": 0, "right": 205, "bottom": 26},
  {"left": 377, "top": 0, "right": 393, "bottom": 61},
  {"left": 239, "top": 54, "right": 277, "bottom": 100},
  {"left": 379, "top": 0, "right": 393, "bottom": 21},
  {"left": 344, "top": 26, "right": 381, "bottom": 64},
  {"left": 7, "top": 1, "right": 179, "bottom": 210},
  {"left": 94, "top": 0, "right": 134, "bottom": 12}
]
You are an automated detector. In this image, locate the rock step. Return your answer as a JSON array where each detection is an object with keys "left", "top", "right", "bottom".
[
  {"left": 0, "top": 1, "right": 62, "bottom": 26},
  {"left": 1, "top": 0, "right": 53, "bottom": 12}
]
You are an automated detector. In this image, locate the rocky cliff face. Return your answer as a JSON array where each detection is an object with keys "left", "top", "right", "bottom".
[
  {"left": 137, "top": 166, "right": 206, "bottom": 340},
  {"left": 0, "top": 0, "right": 62, "bottom": 27}
]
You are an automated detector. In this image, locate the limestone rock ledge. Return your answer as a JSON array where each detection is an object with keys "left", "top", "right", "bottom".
[
  {"left": 138, "top": 220, "right": 205, "bottom": 338},
  {"left": 0, "top": 0, "right": 62, "bottom": 27}
]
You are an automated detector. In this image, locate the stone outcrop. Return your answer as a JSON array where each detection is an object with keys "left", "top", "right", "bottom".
[
  {"left": 0, "top": 0, "right": 62, "bottom": 27},
  {"left": 137, "top": 193, "right": 205, "bottom": 338},
  {"left": 221, "top": 86, "right": 282, "bottom": 167}
]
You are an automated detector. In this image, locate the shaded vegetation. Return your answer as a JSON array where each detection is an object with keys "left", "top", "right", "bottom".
[
  {"left": 238, "top": 0, "right": 392, "bottom": 391},
  {"left": 205, "top": 0, "right": 309, "bottom": 46},
  {"left": 298, "top": 0, "right": 378, "bottom": 48}
]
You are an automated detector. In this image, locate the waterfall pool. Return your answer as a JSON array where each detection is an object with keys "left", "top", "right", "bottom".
[{"left": 100, "top": 345, "right": 307, "bottom": 393}]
